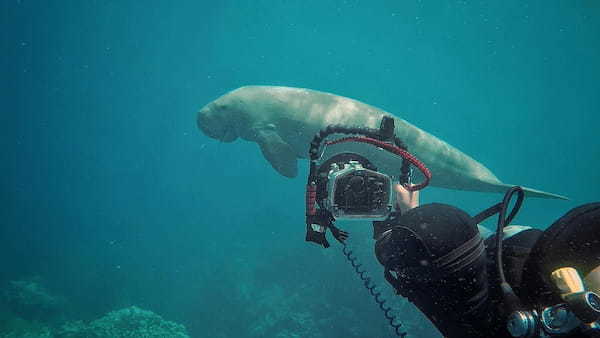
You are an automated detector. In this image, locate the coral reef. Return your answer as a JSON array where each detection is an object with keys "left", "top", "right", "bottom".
[
  {"left": 55, "top": 306, "right": 189, "bottom": 338},
  {"left": 0, "top": 303, "right": 189, "bottom": 337}
]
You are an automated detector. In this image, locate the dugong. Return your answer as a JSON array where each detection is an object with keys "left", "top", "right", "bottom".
[{"left": 197, "top": 85, "right": 566, "bottom": 200}]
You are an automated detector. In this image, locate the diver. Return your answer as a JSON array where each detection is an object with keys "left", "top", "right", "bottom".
[
  {"left": 304, "top": 116, "right": 600, "bottom": 337},
  {"left": 375, "top": 184, "right": 600, "bottom": 337}
]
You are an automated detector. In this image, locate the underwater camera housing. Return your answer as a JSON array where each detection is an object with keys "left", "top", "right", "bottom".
[
  {"left": 305, "top": 115, "right": 431, "bottom": 223},
  {"left": 322, "top": 156, "right": 393, "bottom": 220},
  {"left": 304, "top": 116, "right": 431, "bottom": 248}
]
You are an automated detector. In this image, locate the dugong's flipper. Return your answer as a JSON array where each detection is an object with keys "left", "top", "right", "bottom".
[{"left": 254, "top": 128, "right": 298, "bottom": 178}]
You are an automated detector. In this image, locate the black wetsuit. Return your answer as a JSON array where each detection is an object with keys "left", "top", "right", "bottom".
[{"left": 374, "top": 202, "right": 600, "bottom": 338}]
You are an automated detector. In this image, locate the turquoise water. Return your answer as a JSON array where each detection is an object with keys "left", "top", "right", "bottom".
[{"left": 1, "top": 1, "right": 599, "bottom": 337}]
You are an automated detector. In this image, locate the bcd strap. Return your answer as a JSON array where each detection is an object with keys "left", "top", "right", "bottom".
[{"left": 434, "top": 233, "right": 485, "bottom": 274}]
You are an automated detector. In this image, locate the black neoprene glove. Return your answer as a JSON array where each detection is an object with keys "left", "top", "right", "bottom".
[
  {"left": 305, "top": 224, "right": 330, "bottom": 248},
  {"left": 305, "top": 210, "right": 349, "bottom": 248},
  {"left": 329, "top": 224, "right": 349, "bottom": 244}
]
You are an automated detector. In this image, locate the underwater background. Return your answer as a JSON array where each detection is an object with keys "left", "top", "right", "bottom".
[{"left": 2, "top": 1, "right": 599, "bottom": 337}]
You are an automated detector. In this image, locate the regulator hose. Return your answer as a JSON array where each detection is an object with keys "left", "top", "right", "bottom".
[{"left": 495, "top": 186, "right": 525, "bottom": 315}]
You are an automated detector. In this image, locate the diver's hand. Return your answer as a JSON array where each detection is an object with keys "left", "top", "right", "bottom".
[
  {"left": 395, "top": 183, "right": 420, "bottom": 214},
  {"left": 329, "top": 224, "right": 349, "bottom": 244}
]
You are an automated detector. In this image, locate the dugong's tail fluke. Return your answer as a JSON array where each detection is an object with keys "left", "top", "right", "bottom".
[{"left": 499, "top": 184, "right": 569, "bottom": 200}]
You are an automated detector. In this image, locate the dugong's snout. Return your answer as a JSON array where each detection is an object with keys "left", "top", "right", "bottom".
[{"left": 197, "top": 105, "right": 238, "bottom": 142}]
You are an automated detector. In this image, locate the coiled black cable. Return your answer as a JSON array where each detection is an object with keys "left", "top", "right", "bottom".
[{"left": 341, "top": 243, "right": 407, "bottom": 337}]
